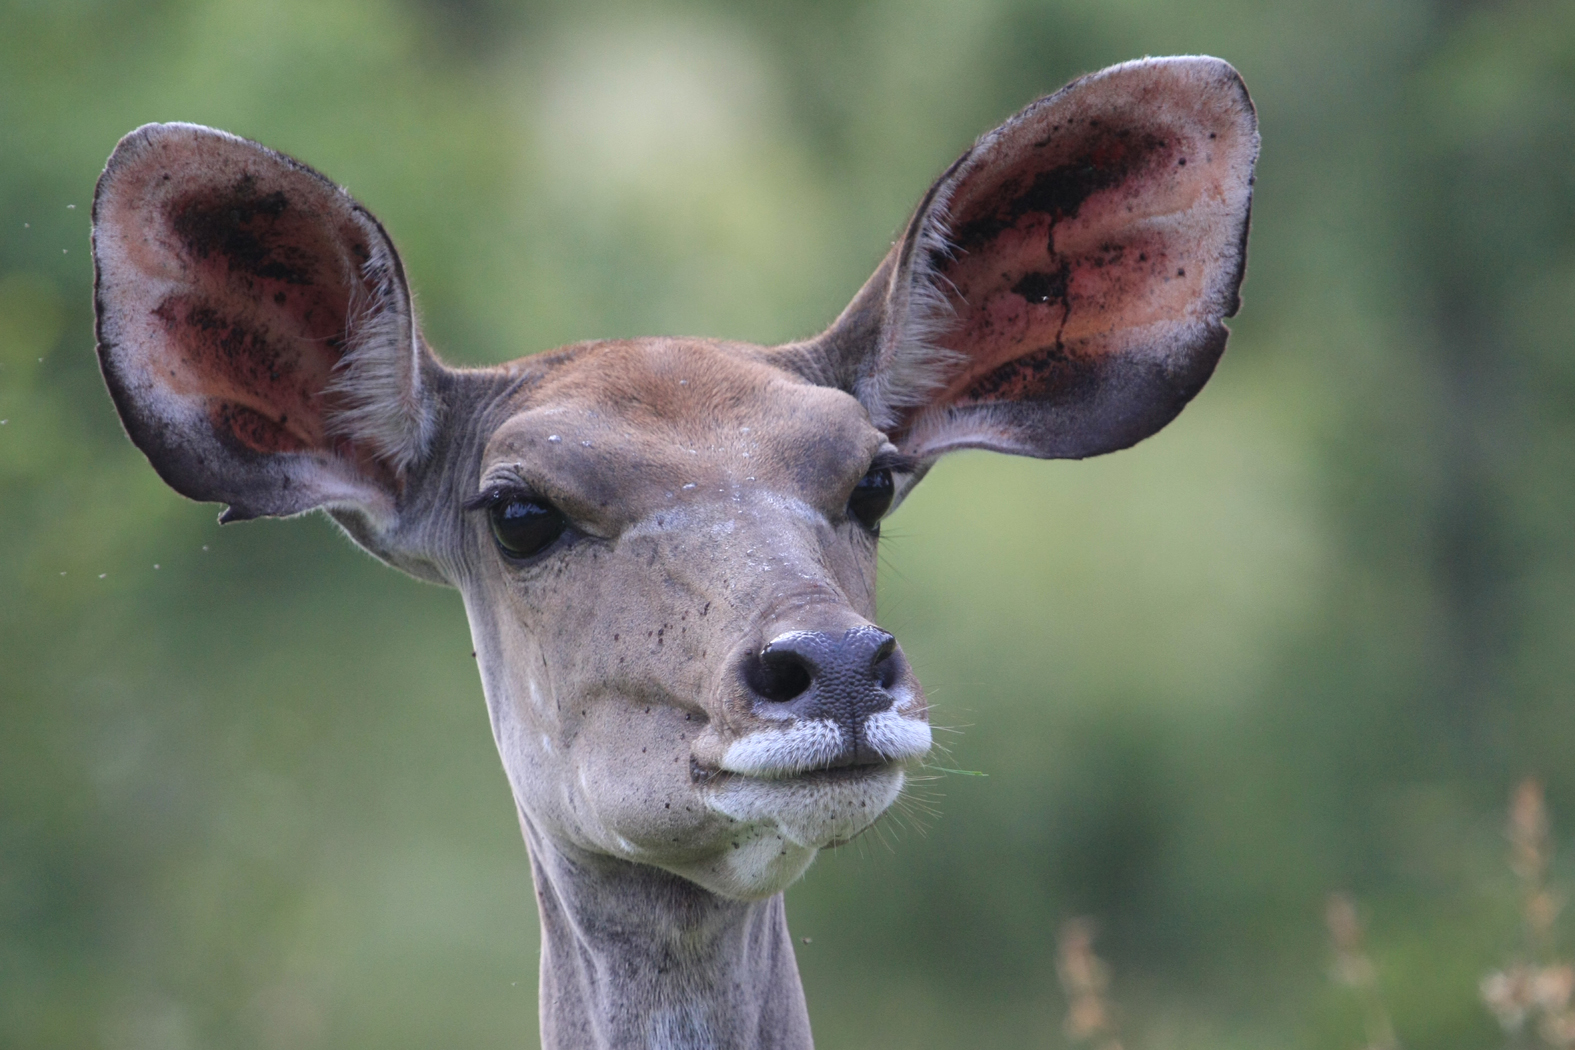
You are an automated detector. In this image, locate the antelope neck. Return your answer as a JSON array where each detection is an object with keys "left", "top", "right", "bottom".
[{"left": 519, "top": 810, "right": 815, "bottom": 1050}]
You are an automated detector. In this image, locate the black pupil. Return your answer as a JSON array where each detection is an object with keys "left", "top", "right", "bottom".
[
  {"left": 489, "top": 497, "right": 565, "bottom": 558},
  {"left": 848, "top": 468, "right": 894, "bottom": 530}
]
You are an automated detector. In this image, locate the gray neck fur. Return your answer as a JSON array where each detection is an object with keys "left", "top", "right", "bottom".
[{"left": 519, "top": 811, "right": 814, "bottom": 1050}]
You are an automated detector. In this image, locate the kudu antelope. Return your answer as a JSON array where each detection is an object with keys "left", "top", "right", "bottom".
[{"left": 92, "top": 56, "right": 1257, "bottom": 1049}]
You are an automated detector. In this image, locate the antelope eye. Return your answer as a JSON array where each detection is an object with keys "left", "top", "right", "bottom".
[
  {"left": 848, "top": 468, "right": 894, "bottom": 531},
  {"left": 489, "top": 496, "right": 566, "bottom": 560}
]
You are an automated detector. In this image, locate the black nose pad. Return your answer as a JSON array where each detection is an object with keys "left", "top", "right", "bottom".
[{"left": 742, "top": 625, "right": 901, "bottom": 724}]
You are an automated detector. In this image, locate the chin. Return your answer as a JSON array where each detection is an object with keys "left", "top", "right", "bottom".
[{"left": 677, "top": 764, "right": 907, "bottom": 899}]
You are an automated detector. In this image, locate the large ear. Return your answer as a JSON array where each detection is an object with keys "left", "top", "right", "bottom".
[
  {"left": 796, "top": 56, "right": 1258, "bottom": 461},
  {"left": 92, "top": 123, "right": 438, "bottom": 525}
]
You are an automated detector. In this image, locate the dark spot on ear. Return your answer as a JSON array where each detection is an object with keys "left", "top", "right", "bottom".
[
  {"left": 148, "top": 292, "right": 348, "bottom": 456},
  {"left": 950, "top": 130, "right": 1168, "bottom": 251},
  {"left": 212, "top": 401, "right": 308, "bottom": 454},
  {"left": 1177, "top": 157, "right": 1186, "bottom": 166},
  {"left": 156, "top": 298, "right": 294, "bottom": 391},
  {"left": 1011, "top": 162, "right": 1117, "bottom": 221},
  {"left": 961, "top": 342, "right": 1096, "bottom": 404},
  {"left": 1012, "top": 269, "right": 1067, "bottom": 305},
  {"left": 169, "top": 175, "right": 314, "bottom": 286}
]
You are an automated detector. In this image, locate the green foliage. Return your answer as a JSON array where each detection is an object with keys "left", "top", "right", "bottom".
[{"left": 4, "top": 0, "right": 1575, "bottom": 1046}]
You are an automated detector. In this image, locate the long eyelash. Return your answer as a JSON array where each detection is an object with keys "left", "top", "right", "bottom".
[
  {"left": 870, "top": 449, "right": 920, "bottom": 475},
  {"left": 463, "top": 485, "right": 530, "bottom": 512}
]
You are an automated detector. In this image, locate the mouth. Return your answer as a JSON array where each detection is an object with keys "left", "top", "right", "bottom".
[
  {"left": 708, "top": 711, "right": 932, "bottom": 780},
  {"left": 688, "top": 713, "right": 928, "bottom": 851},
  {"left": 691, "top": 755, "right": 894, "bottom": 786}
]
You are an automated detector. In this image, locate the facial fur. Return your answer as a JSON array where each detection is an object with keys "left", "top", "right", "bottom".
[{"left": 455, "top": 337, "right": 930, "bottom": 899}]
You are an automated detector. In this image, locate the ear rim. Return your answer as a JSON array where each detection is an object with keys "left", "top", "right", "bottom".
[
  {"left": 92, "top": 122, "right": 438, "bottom": 525},
  {"left": 790, "top": 55, "right": 1259, "bottom": 463}
]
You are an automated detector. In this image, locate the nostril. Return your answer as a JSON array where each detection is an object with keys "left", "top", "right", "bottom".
[
  {"left": 750, "top": 648, "right": 814, "bottom": 703},
  {"left": 869, "top": 632, "right": 894, "bottom": 673},
  {"left": 874, "top": 653, "right": 898, "bottom": 690}
]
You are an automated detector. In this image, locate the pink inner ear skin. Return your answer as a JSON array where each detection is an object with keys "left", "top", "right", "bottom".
[
  {"left": 147, "top": 174, "right": 363, "bottom": 456},
  {"left": 936, "top": 116, "right": 1215, "bottom": 405}
]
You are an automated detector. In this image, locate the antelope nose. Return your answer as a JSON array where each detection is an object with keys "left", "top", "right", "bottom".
[{"left": 743, "top": 625, "right": 902, "bottom": 724}]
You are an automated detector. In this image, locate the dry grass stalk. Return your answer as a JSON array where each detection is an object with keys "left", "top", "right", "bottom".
[
  {"left": 1057, "top": 917, "right": 1124, "bottom": 1050},
  {"left": 1326, "top": 892, "right": 1400, "bottom": 1050},
  {"left": 1481, "top": 777, "right": 1575, "bottom": 1048}
]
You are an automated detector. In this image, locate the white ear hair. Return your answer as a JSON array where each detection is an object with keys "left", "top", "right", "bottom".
[
  {"left": 851, "top": 196, "right": 963, "bottom": 433},
  {"left": 326, "top": 241, "right": 437, "bottom": 475}
]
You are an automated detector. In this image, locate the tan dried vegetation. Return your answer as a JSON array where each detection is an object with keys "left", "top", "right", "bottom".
[{"left": 1058, "top": 778, "right": 1575, "bottom": 1049}]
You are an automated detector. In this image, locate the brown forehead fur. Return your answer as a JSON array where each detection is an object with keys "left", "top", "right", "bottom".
[{"left": 481, "top": 338, "right": 885, "bottom": 526}]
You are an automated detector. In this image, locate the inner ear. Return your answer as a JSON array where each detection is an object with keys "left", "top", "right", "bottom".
[
  {"left": 933, "top": 97, "right": 1241, "bottom": 410},
  {"left": 94, "top": 123, "right": 432, "bottom": 523},
  {"left": 156, "top": 173, "right": 367, "bottom": 455},
  {"left": 798, "top": 57, "right": 1258, "bottom": 464}
]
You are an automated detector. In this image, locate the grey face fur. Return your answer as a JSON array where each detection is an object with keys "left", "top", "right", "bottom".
[
  {"left": 93, "top": 56, "right": 1257, "bottom": 1049},
  {"left": 460, "top": 338, "right": 929, "bottom": 900}
]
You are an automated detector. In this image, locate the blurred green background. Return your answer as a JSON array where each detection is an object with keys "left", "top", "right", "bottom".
[{"left": 4, "top": 0, "right": 1575, "bottom": 1046}]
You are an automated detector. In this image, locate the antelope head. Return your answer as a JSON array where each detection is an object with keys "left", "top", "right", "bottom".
[{"left": 93, "top": 56, "right": 1256, "bottom": 1048}]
